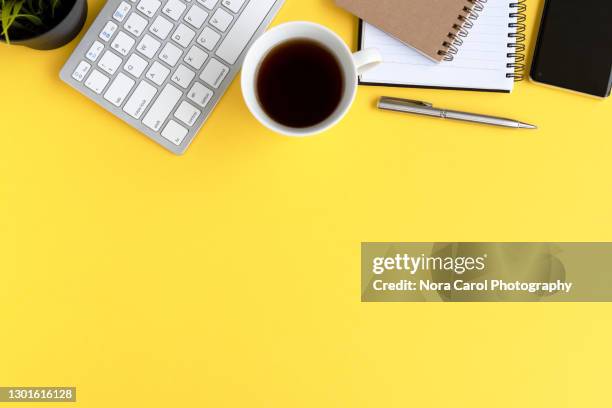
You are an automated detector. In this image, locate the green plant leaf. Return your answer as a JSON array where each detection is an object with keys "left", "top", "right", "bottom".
[
  {"left": 1, "top": 0, "right": 50, "bottom": 43},
  {"left": 1, "top": 0, "right": 23, "bottom": 42},
  {"left": 14, "top": 12, "right": 41, "bottom": 25},
  {"left": 51, "top": 0, "right": 60, "bottom": 17}
]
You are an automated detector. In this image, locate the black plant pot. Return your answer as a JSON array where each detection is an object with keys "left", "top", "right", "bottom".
[{"left": 8, "top": 0, "right": 87, "bottom": 50}]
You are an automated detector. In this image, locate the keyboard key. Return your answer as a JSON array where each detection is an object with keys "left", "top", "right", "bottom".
[
  {"left": 172, "top": 24, "right": 196, "bottom": 47},
  {"left": 197, "top": 0, "right": 218, "bottom": 10},
  {"left": 123, "top": 81, "right": 157, "bottom": 118},
  {"left": 216, "top": 0, "right": 275, "bottom": 64},
  {"left": 222, "top": 0, "right": 245, "bottom": 13},
  {"left": 143, "top": 84, "right": 183, "bottom": 131},
  {"left": 172, "top": 64, "right": 196, "bottom": 88},
  {"left": 137, "top": 34, "right": 161, "bottom": 58},
  {"left": 184, "top": 45, "right": 207, "bottom": 69},
  {"left": 104, "top": 72, "right": 135, "bottom": 106},
  {"left": 99, "top": 21, "right": 118, "bottom": 42},
  {"left": 197, "top": 27, "right": 220, "bottom": 51},
  {"left": 159, "top": 42, "right": 183, "bottom": 66},
  {"left": 174, "top": 101, "right": 201, "bottom": 126},
  {"left": 86, "top": 41, "right": 104, "bottom": 61},
  {"left": 187, "top": 82, "right": 213, "bottom": 107},
  {"left": 161, "top": 120, "right": 188, "bottom": 145},
  {"left": 98, "top": 50, "right": 122, "bottom": 75},
  {"left": 84, "top": 69, "right": 110, "bottom": 94},
  {"left": 162, "top": 0, "right": 186, "bottom": 21},
  {"left": 124, "top": 12, "right": 148, "bottom": 36},
  {"left": 72, "top": 61, "right": 91, "bottom": 81},
  {"left": 113, "top": 1, "right": 132, "bottom": 22},
  {"left": 111, "top": 31, "right": 135, "bottom": 55},
  {"left": 184, "top": 5, "right": 208, "bottom": 29},
  {"left": 210, "top": 8, "right": 233, "bottom": 32},
  {"left": 199, "top": 58, "right": 228, "bottom": 88},
  {"left": 137, "top": 0, "right": 161, "bottom": 17},
  {"left": 149, "top": 15, "right": 173, "bottom": 39},
  {"left": 124, "top": 53, "right": 148, "bottom": 77},
  {"left": 146, "top": 61, "right": 170, "bottom": 85}
]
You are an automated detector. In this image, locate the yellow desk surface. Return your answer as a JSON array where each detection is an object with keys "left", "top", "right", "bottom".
[{"left": 1, "top": 0, "right": 611, "bottom": 406}]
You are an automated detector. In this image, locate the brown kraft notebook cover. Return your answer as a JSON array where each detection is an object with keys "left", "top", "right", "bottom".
[{"left": 336, "top": 0, "right": 476, "bottom": 62}]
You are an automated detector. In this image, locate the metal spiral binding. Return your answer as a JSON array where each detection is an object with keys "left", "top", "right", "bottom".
[
  {"left": 507, "top": 0, "right": 526, "bottom": 80},
  {"left": 437, "top": 0, "right": 487, "bottom": 62}
]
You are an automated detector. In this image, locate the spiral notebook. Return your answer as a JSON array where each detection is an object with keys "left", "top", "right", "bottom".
[
  {"left": 352, "top": 0, "right": 527, "bottom": 92},
  {"left": 337, "top": 0, "right": 487, "bottom": 62}
]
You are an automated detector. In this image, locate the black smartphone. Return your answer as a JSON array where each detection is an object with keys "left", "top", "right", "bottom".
[{"left": 530, "top": 0, "right": 612, "bottom": 98}]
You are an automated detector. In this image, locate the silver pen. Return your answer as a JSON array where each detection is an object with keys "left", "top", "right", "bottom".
[{"left": 378, "top": 96, "right": 537, "bottom": 129}]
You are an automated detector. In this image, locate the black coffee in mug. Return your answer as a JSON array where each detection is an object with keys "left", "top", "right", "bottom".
[{"left": 256, "top": 39, "right": 345, "bottom": 129}]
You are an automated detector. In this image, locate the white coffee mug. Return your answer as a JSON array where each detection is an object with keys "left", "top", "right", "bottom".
[{"left": 241, "top": 22, "right": 382, "bottom": 137}]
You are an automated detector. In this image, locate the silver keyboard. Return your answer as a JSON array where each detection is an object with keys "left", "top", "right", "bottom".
[{"left": 60, "top": 0, "right": 285, "bottom": 154}]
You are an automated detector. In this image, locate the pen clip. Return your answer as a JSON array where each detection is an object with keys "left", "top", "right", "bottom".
[{"left": 379, "top": 97, "right": 434, "bottom": 108}]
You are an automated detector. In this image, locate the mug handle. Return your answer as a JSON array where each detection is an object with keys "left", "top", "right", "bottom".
[{"left": 352, "top": 48, "right": 383, "bottom": 75}]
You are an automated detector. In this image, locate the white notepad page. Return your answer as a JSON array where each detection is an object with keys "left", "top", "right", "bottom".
[{"left": 360, "top": 0, "right": 517, "bottom": 91}]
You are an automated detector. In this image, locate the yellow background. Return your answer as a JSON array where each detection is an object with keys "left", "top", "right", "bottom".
[{"left": 1, "top": 0, "right": 611, "bottom": 406}]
